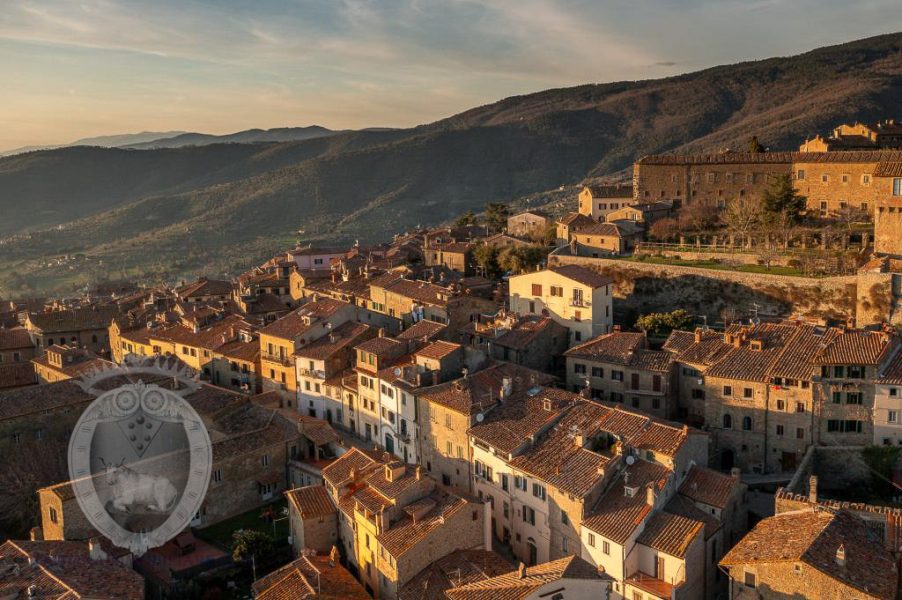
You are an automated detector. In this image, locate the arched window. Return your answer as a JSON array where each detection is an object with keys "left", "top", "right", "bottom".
[
  {"left": 742, "top": 416, "right": 752, "bottom": 431},
  {"left": 723, "top": 414, "right": 732, "bottom": 429}
]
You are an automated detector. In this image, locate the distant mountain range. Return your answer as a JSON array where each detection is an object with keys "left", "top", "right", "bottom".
[
  {"left": 2, "top": 32, "right": 902, "bottom": 296},
  {"left": 0, "top": 126, "right": 348, "bottom": 156}
]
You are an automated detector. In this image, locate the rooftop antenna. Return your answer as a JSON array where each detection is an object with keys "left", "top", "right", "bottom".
[{"left": 750, "top": 303, "right": 760, "bottom": 325}]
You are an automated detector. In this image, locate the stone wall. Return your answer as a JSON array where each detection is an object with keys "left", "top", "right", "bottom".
[{"left": 548, "top": 252, "right": 861, "bottom": 325}]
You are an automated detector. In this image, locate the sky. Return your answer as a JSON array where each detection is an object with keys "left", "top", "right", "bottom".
[{"left": 1, "top": 1, "right": 901, "bottom": 151}]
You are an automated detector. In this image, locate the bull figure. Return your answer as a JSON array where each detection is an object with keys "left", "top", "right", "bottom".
[{"left": 99, "top": 458, "right": 178, "bottom": 513}]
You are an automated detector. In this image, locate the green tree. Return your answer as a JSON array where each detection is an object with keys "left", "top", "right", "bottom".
[
  {"left": 748, "top": 136, "right": 763, "bottom": 153},
  {"left": 232, "top": 529, "right": 274, "bottom": 562},
  {"left": 635, "top": 309, "right": 694, "bottom": 337},
  {"left": 473, "top": 244, "right": 500, "bottom": 277},
  {"left": 761, "top": 174, "right": 806, "bottom": 225},
  {"left": 484, "top": 202, "right": 511, "bottom": 233},
  {"left": 496, "top": 244, "right": 549, "bottom": 274},
  {"left": 454, "top": 210, "right": 477, "bottom": 228}
]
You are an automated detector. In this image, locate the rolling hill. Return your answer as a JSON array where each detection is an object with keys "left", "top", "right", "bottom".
[{"left": 2, "top": 32, "right": 902, "bottom": 296}]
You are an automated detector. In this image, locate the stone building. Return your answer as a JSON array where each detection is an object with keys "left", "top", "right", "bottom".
[
  {"left": 424, "top": 242, "right": 475, "bottom": 275},
  {"left": 24, "top": 304, "right": 121, "bottom": 354},
  {"left": 633, "top": 149, "right": 902, "bottom": 217},
  {"left": 285, "top": 485, "right": 339, "bottom": 554},
  {"left": 568, "top": 220, "right": 644, "bottom": 256},
  {"left": 463, "top": 313, "right": 569, "bottom": 374},
  {"left": 663, "top": 322, "right": 897, "bottom": 473},
  {"left": 0, "top": 539, "right": 144, "bottom": 600},
  {"left": 799, "top": 119, "right": 902, "bottom": 152},
  {"left": 506, "top": 210, "right": 551, "bottom": 239},
  {"left": 417, "top": 362, "right": 553, "bottom": 492},
  {"left": 32, "top": 344, "right": 112, "bottom": 383},
  {"left": 564, "top": 331, "right": 675, "bottom": 419},
  {"left": 0, "top": 326, "right": 37, "bottom": 390},
  {"left": 577, "top": 183, "right": 634, "bottom": 221},
  {"left": 555, "top": 212, "right": 597, "bottom": 246},
  {"left": 720, "top": 509, "right": 896, "bottom": 600}
]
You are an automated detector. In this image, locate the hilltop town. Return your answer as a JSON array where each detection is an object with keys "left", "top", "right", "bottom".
[{"left": 5, "top": 119, "right": 902, "bottom": 599}]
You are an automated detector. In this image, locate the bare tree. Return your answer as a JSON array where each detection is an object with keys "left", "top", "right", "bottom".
[{"left": 720, "top": 197, "right": 763, "bottom": 248}]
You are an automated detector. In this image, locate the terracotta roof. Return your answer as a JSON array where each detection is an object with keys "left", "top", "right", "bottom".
[
  {"left": 875, "top": 161, "right": 902, "bottom": 177},
  {"left": 259, "top": 299, "right": 348, "bottom": 340},
  {"left": 0, "top": 379, "right": 91, "bottom": 421},
  {"left": 321, "top": 447, "right": 387, "bottom": 488},
  {"left": 664, "top": 494, "right": 720, "bottom": 539},
  {"left": 365, "top": 462, "right": 430, "bottom": 500},
  {"left": 0, "top": 327, "right": 33, "bottom": 351},
  {"left": 877, "top": 347, "right": 902, "bottom": 384},
  {"left": 636, "top": 511, "right": 703, "bottom": 558},
  {"left": 253, "top": 554, "right": 370, "bottom": 600},
  {"left": 813, "top": 328, "right": 892, "bottom": 365},
  {"left": 639, "top": 150, "right": 902, "bottom": 166},
  {"left": 377, "top": 492, "right": 469, "bottom": 557},
  {"left": 175, "top": 277, "right": 233, "bottom": 299},
  {"left": 382, "top": 278, "right": 456, "bottom": 306},
  {"left": 446, "top": 555, "right": 607, "bottom": 600},
  {"left": 399, "top": 549, "right": 514, "bottom": 600},
  {"left": 468, "top": 388, "right": 575, "bottom": 455},
  {"left": 0, "top": 539, "right": 143, "bottom": 600},
  {"left": 285, "top": 485, "right": 337, "bottom": 519},
  {"left": 508, "top": 401, "right": 616, "bottom": 496},
  {"left": 294, "top": 321, "right": 371, "bottom": 360},
  {"left": 558, "top": 212, "right": 598, "bottom": 229},
  {"left": 416, "top": 340, "right": 461, "bottom": 360},
  {"left": 493, "top": 317, "right": 562, "bottom": 351},
  {"left": 27, "top": 305, "right": 121, "bottom": 333},
  {"left": 721, "top": 510, "right": 897, "bottom": 600},
  {"left": 0, "top": 362, "right": 37, "bottom": 389},
  {"left": 566, "top": 332, "right": 673, "bottom": 372},
  {"left": 418, "top": 362, "right": 554, "bottom": 416},
  {"left": 678, "top": 465, "right": 739, "bottom": 509},
  {"left": 217, "top": 338, "right": 260, "bottom": 362},
  {"left": 355, "top": 335, "right": 404, "bottom": 356},
  {"left": 582, "top": 459, "right": 672, "bottom": 544},
  {"left": 547, "top": 264, "right": 613, "bottom": 288},
  {"left": 585, "top": 183, "right": 633, "bottom": 198},
  {"left": 396, "top": 319, "right": 447, "bottom": 341}
]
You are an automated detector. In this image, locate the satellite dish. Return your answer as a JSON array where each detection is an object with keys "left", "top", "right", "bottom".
[
  {"left": 475, "top": 413, "right": 485, "bottom": 423},
  {"left": 625, "top": 455, "right": 636, "bottom": 465},
  {"left": 393, "top": 368, "right": 402, "bottom": 377}
]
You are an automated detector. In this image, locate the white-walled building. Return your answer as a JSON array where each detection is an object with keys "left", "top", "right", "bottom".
[
  {"left": 508, "top": 264, "right": 613, "bottom": 345},
  {"left": 875, "top": 347, "right": 902, "bottom": 445}
]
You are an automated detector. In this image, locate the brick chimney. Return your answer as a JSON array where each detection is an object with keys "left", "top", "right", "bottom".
[{"left": 646, "top": 484, "right": 656, "bottom": 507}]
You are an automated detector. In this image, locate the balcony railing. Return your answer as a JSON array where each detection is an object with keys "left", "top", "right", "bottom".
[
  {"left": 298, "top": 367, "right": 326, "bottom": 379},
  {"left": 261, "top": 352, "right": 293, "bottom": 366},
  {"left": 570, "top": 298, "right": 591, "bottom": 308}
]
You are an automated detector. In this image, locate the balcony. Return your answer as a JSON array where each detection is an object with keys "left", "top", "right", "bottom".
[
  {"left": 261, "top": 352, "right": 293, "bottom": 367},
  {"left": 569, "top": 298, "right": 591, "bottom": 308},
  {"left": 298, "top": 367, "right": 326, "bottom": 379},
  {"left": 626, "top": 572, "right": 676, "bottom": 600}
]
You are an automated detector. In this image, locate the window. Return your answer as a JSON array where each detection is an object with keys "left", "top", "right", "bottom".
[
  {"left": 832, "top": 391, "right": 842, "bottom": 404},
  {"left": 797, "top": 169, "right": 806, "bottom": 180},
  {"left": 587, "top": 533, "right": 595, "bottom": 547},
  {"left": 532, "top": 483, "right": 546, "bottom": 501},
  {"left": 742, "top": 416, "right": 752, "bottom": 431},
  {"left": 821, "top": 174, "right": 829, "bottom": 183},
  {"left": 796, "top": 402, "right": 805, "bottom": 413},
  {"left": 446, "top": 441, "right": 452, "bottom": 455},
  {"left": 531, "top": 284, "right": 542, "bottom": 296},
  {"left": 722, "top": 385, "right": 732, "bottom": 396},
  {"left": 574, "top": 363, "right": 587, "bottom": 375},
  {"left": 261, "top": 454, "right": 270, "bottom": 466},
  {"left": 862, "top": 174, "right": 871, "bottom": 185},
  {"left": 602, "top": 540, "right": 610, "bottom": 555},
  {"left": 550, "top": 285, "right": 563, "bottom": 297},
  {"left": 846, "top": 392, "right": 862, "bottom": 405},
  {"left": 523, "top": 506, "right": 536, "bottom": 525},
  {"left": 501, "top": 474, "right": 509, "bottom": 491},
  {"left": 212, "top": 468, "right": 223, "bottom": 483},
  {"left": 723, "top": 414, "right": 732, "bottom": 429},
  {"left": 591, "top": 367, "right": 603, "bottom": 378},
  {"left": 796, "top": 427, "right": 805, "bottom": 440},
  {"left": 514, "top": 475, "right": 527, "bottom": 491},
  {"left": 744, "top": 571, "right": 757, "bottom": 588},
  {"left": 889, "top": 410, "right": 898, "bottom": 424},
  {"left": 743, "top": 388, "right": 753, "bottom": 398},
  {"left": 894, "top": 178, "right": 902, "bottom": 196},
  {"left": 562, "top": 538, "right": 569, "bottom": 553},
  {"left": 445, "top": 414, "right": 453, "bottom": 430},
  {"left": 562, "top": 512, "right": 569, "bottom": 525},
  {"left": 612, "top": 370, "right": 624, "bottom": 382},
  {"left": 776, "top": 424, "right": 784, "bottom": 436}
]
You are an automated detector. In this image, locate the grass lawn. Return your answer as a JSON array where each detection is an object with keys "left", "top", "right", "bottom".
[
  {"left": 197, "top": 499, "right": 291, "bottom": 551},
  {"left": 621, "top": 254, "right": 811, "bottom": 277}
]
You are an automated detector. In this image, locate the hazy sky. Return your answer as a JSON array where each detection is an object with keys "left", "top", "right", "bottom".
[{"left": 1, "top": 1, "right": 900, "bottom": 150}]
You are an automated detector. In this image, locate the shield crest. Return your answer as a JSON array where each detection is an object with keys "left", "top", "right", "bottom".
[{"left": 68, "top": 367, "right": 212, "bottom": 556}]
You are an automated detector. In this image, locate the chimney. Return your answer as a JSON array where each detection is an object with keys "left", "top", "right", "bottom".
[
  {"left": 808, "top": 476, "right": 818, "bottom": 503},
  {"left": 378, "top": 328, "right": 385, "bottom": 338},
  {"left": 646, "top": 485, "right": 656, "bottom": 507},
  {"left": 415, "top": 465, "right": 422, "bottom": 480},
  {"left": 574, "top": 431, "right": 585, "bottom": 448},
  {"left": 694, "top": 328, "right": 703, "bottom": 343},
  {"left": 835, "top": 544, "right": 846, "bottom": 568},
  {"left": 517, "top": 562, "right": 527, "bottom": 579},
  {"left": 730, "top": 467, "right": 741, "bottom": 479},
  {"left": 88, "top": 537, "right": 108, "bottom": 562}
]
